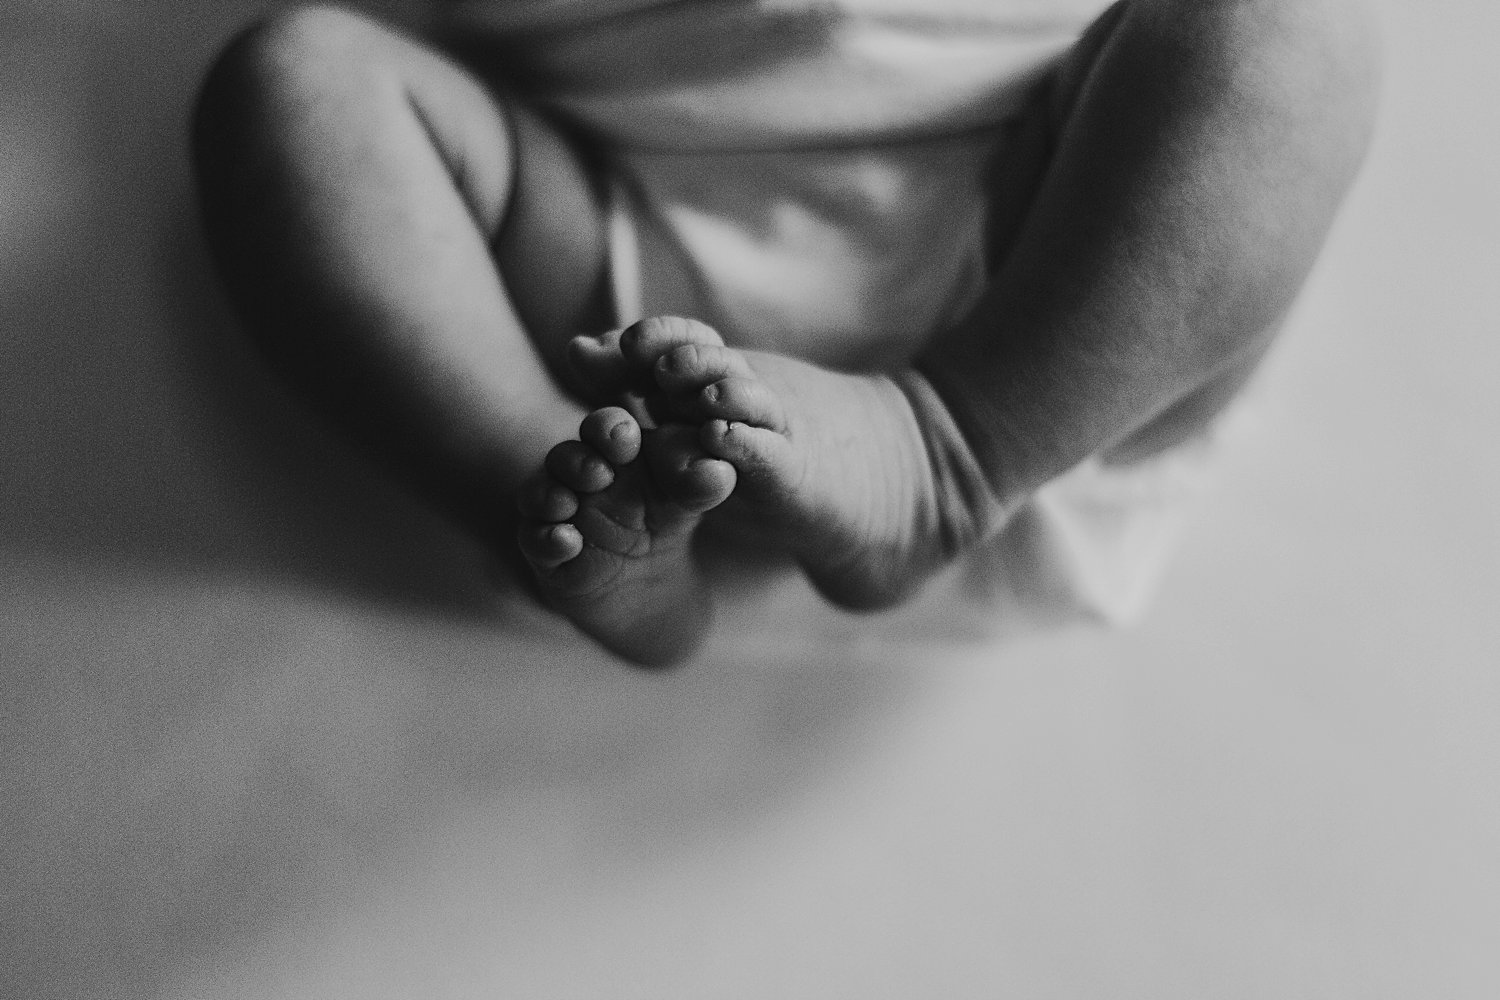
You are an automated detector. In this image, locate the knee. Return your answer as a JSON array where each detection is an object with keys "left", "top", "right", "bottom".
[
  {"left": 193, "top": 6, "right": 387, "bottom": 153},
  {"left": 209, "top": 5, "right": 384, "bottom": 85}
]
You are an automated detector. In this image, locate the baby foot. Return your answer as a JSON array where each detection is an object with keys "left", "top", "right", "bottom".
[
  {"left": 516, "top": 404, "right": 737, "bottom": 666},
  {"left": 567, "top": 321, "right": 675, "bottom": 424},
  {"left": 576, "top": 318, "right": 1002, "bottom": 609}
]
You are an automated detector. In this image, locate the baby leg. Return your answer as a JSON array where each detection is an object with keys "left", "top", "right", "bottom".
[
  {"left": 195, "top": 8, "right": 747, "bottom": 664},
  {"left": 576, "top": 0, "right": 1380, "bottom": 613},
  {"left": 193, "top": 6, "right": 607, "bottom": 549},
  {"left": 921, "top": 0, "right": 1382, "bottom": 504}
]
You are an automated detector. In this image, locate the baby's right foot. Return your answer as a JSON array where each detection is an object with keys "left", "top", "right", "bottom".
[{"left": 515, "top": 405, "right": 736, "bottom": 666}]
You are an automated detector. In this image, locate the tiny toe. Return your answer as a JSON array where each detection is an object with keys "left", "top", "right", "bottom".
[
  {"left": 619, "top": 316, "right": 725, "bottom": 368},
  {"left": 700, "top": 418, "right": 794, "bottom": 480},
  {"left": 544, "top": 440, "right": 615, "bottom": 493},
  {"left": 567, "top": 329, "right": 635, "bottom": 397},
  {"left": 579, "top": 406, "right": 643, "bottom": 465},
  {"left": 699, "top": 376, "right": 787, "bottom": 431},
  {"left": 517, "top": 522, "right": 583, "bottom": 569},
  {"left": 644, "top": 425, "right": 737, "bottom": 511},
  {"left": 517, "top": 475, "right": 579, "bottom": 522},
  {"left": 654, "top": 343, "right": 754, "bottom": 396}
]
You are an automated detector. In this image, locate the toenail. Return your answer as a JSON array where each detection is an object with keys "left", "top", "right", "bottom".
[{"left": 702, "top": 384, "right": 719, "bottom": 403}]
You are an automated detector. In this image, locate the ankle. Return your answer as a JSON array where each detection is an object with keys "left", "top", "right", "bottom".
[{"left": 890, "top": 369, "right": 1013, "bottom": 557}]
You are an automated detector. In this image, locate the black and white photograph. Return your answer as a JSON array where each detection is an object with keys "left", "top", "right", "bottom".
[{"left": 3, "top": 0, "right": 1496, "bottom": 996}]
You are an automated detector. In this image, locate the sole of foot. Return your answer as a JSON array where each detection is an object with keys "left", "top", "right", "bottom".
[
  {"left": 572, "top": 317, "right": 970, "bottom": 610},
  {"left": 516, "top": 404, "right": 737, "bottom": 667}
]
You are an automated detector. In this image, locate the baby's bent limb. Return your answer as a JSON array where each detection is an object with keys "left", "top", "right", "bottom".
[
  {"left": 922, "top": 0, "right": 1381, "bottom": 505},
  {"left": 578, "top": 319, "right": 985, "bottom": 610},
  {"left": 192, "top": 6, "right": 609, "bottom": 545},
  {"left": 577, "top": 0, "right": 1380, "bottom": 613}
]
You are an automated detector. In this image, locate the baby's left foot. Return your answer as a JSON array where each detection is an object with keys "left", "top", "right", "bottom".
[
  {"left": 516, "top": 405, "right": 736, "bottom": 666},
  {"left": 572, "top": 318, "right": 1002, "bottom": 609}
]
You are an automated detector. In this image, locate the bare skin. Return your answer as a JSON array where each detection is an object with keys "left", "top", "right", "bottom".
[
  {"left": 193, "top": 7, "right": 607, "bottom": 548},
  {"left": 515, "top": 315, "right": 969, "bottom": 661},
  {"left": 554, "top": 317, "right": 980, "bottom": 609},
  {"left": 515, "top": 403, "right": 736, "bottom": 665},
  {"left": 194, "top": 1, "right": 1379, "bottom": 667},
  {"left": 514, "top": 0, "right": 1379, "bottom": 662}
]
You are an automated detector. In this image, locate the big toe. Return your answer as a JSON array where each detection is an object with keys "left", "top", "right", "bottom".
[
  {"left": 645, "top": 425, "right": 737, "bottom": 513},
  {"left": 620, "top": 316, "right": 725, "bottom": 370}
]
